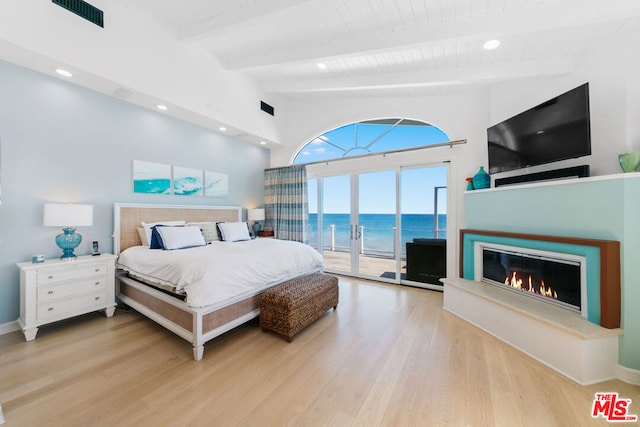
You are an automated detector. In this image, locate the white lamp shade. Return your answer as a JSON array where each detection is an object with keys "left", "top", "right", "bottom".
[
  {"left": 43, "top": 203, "right": 93, "bottom": 227},
  {"left": 247, "top": 208, "right": 265, "bottom": 221}
]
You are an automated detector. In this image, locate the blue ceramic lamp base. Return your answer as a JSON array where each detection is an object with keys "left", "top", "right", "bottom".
[
  {"left": 55, "top": 227, "right": 82, "bottom": 259},
  {"left": 252, "top": 222, "right": 262, "bottom": 236}
]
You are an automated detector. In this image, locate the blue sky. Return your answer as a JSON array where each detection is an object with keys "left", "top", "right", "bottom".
[
  {"left": 295, "top": 121, "right": 449, "bottom": 164},
  {"left": 309, "top": 165, "right": 447, "bottom": 215},
  {"left": 302, "top": 120, "right": 450, "bottom": 215}
]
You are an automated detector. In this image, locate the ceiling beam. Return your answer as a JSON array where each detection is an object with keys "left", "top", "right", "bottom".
[
  {"left": 261, "top": 58, "right": 576, "bottom": 94},
  {"left": 179, "top": 0, "right": 316, "bottom": 42},
  {"left": 221, "top": 0, "right": 640, "bottom": 71}
]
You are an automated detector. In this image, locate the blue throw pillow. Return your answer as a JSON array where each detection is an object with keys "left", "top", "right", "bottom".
[{"left": 150, "top": 225, "right": 166, "bottom": 249}]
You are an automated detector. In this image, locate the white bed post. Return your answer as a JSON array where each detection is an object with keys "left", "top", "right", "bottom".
[
  {"left": 193, "top": 312, "right": 204, "bottom": 361},
  {"left": 193, "top": 345, "right": 204, "bottom": 361}
]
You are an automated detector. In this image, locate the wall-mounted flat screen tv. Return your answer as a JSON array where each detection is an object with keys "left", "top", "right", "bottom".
[{"left": 487, "top": 83, "right": 591, "bottom": 174}]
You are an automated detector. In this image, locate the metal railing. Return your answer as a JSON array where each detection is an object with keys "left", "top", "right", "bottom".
[{"left": 328, "top": 224, "right": 365, "bottom": 254}]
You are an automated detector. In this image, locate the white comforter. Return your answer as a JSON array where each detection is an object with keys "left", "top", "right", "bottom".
[{"left": 117, "top": 238, "right": 323, "bottom": 308}]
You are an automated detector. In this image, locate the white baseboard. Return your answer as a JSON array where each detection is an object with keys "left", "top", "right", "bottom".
[
  {"left": 615, "top": 364, "right": 640, "bottom": 386},
  {"left": 0, "top": 320, "right": 19, "bottom": 336}
]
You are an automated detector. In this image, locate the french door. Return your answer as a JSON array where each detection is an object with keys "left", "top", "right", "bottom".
[{"left": 309, "top": 164, "right": 448, "bottom": 287}]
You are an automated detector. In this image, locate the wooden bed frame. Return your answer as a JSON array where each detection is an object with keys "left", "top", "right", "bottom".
[{"left": 113, "top": 203, "right": 319, "bottom": 361}]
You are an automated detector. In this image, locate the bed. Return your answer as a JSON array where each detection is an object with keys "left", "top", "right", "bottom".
[{"left": 113, "top": 203, "right": 323, "bottom": 360}]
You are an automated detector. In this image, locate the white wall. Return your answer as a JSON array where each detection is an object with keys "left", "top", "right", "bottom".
[
  {"left": 271, "top": 91, "right": 489, "bottom": 169},
  {"left": 271, "top": 91, "right": 490, "bottom": 280},
  {"left": 0, "top": 1, "right": 281, "bottom": 144},
  {"left": 489, "top": 38, "right": 637, "bottom": 179},
  {"left": 268, "top": 33, "right": 640, "bottom": 284},
  {"left": 627, "top": 48, "right": 640, "bottom": 153},
  {"left": 0, "top": 59, "right": 270, "bottom": 325}
]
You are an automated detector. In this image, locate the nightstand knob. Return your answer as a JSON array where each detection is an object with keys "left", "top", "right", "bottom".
[
  {"left": 95, "top": 281, "right": 100, "bottom": 286},
  {"left": 94, "top": 296, "right": 100, "bottom": 301},
  {"left": 48, "top": 290, "right": 54, "bottom": 295},
  {"left": 95, "top": 268, "right": 101, "bottom": 273},
  {"left": 48, "top": 275, "right": 54, "bottom": 279},
  {"left": 48, "top": 307, "right": 54, "bottom": 311}
]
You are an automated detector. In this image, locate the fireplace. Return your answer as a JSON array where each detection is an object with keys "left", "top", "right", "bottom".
[
  {"left": 444, "top": 229, "right": 622, "bottom": 385},
  {"left": 460, "top": 229, "right": 621, "bottom": 328},
  {"left": 478, "top": 244, "right": 586, "bottom": 315}
]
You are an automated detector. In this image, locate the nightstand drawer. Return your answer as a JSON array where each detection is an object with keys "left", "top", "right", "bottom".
[
  {"left": 18, "top": 253, "right": 117, "bottom": 341},
  {"left": 37, "top": 291, "right": 107, "bottom": 322},
  {"left": 37, "top": 278, "right": 107, "bottom": 302},
  {"left": 37, "top": 263, "right": 106, "bottom": 285}
]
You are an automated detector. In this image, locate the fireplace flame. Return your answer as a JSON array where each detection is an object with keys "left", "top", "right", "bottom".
[{"left": 504, "top": 273, "right": 558, "bottom": 300}]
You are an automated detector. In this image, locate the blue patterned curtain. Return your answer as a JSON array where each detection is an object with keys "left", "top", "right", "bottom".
[{"left": 264, "top": 165, "right": 308, "bottom": 243}]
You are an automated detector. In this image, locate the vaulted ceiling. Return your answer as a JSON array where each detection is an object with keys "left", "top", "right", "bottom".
[
  {"left": 1, "top": 0, "right": 640, "bottom": 145},
  {"left": 129, "top": 0, "right": 640, "bottom": 96}
]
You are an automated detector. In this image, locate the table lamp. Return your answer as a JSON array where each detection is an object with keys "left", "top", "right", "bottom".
[
  {"left": 248, "top": 208, "right": 265, "bottom": 236},
  {"left": 44, "top": 203, "right": 93, "bottom": 259}
]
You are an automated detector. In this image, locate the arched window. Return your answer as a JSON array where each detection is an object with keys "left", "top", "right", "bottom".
[{"left": 293, "top": 118, "right": 449, "bottom": 164}]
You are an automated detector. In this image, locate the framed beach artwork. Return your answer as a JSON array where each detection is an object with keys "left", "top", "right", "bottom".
[
  {"left": 205, "top": 171, "right": 229, "bottom": 197},
  {"left": 173, "top": 166, "right": 204, "bottom": 196},
  {"left": 133, "top": 160, "right": 171, "bottom": 194}
]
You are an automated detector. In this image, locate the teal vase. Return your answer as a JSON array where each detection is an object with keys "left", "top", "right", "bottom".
[
  {"left": 619, "top": 150, "right": 640, "bottom": 173},
  {"left": 472, "top": 166, "right": 490, "bottom": 189}
]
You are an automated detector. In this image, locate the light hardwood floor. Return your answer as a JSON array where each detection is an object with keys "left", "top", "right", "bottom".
[{"left": 1, "top": 276, "right": 638, "bottom": 426}]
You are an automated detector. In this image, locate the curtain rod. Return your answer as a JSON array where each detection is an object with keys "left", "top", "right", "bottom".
[{"left": 266, "top": 139, "right": 467, "bottom": 170}]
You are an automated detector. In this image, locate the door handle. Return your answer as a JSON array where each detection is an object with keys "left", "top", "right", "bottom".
[{"left": 350, "top": 224, "right": 361, "bottom": 240}]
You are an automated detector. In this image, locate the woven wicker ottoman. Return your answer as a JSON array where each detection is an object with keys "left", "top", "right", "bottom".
[{"left": 260, "top": 273, "right": 339, "bottom": 342}]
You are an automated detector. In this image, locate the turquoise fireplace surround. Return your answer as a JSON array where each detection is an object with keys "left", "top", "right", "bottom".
[
  {"left": 461, "top": 233, "right": 602, "bottom": 325},
  {"left": 464, "top": 173, "right": 640, "bottom": 371}
]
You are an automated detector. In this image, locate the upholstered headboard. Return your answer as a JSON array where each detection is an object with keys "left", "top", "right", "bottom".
[{"left": 113, "top": 203, "right": 242, "bottom": 254}]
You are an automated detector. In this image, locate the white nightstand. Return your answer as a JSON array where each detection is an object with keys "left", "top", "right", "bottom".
[{"left": 17, "top": 254, "right": 117, "bottom": 341}]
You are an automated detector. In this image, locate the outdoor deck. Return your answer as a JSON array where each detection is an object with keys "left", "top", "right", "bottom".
[{"left": 322, "top": 249, "right": 406, "bottom": 279}]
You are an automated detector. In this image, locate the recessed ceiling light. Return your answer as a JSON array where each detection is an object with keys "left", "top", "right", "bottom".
[
  {"left": 483, "top": 39, "right": 501, "bottom": 50},
  {"left": 55, "top": 69, "right": 72, "bottom": 78},
  {"left": 260, "top": 141, "right": 267, "bottom": 145},
  {"left": 156, "top": 104, "right": 167, "bottom": 111},
  {"left": 317, "top": 62, "right": 327, "bottom": 70},
  {"left": 219, "top": 127, "right": 227, "bottom": 132}
]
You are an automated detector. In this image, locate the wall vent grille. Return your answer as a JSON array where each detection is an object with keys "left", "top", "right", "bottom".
[
  {"left": 260, "top": 101, "right": 274, "bottom": 116},
  {"left": 52, "top": 0, "right": 104, "bottom": 28}
]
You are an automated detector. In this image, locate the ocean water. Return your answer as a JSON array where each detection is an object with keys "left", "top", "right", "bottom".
[{"left": 309, "top": 213, "right": 446, "bottom": 256}]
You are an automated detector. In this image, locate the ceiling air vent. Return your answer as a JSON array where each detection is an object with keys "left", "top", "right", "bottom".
[
  {"left": 52, "top": 0, "right": 104, "bottom": 28},
  {"left": 260, "top": 101, "right": 274, "bottom": 116}
]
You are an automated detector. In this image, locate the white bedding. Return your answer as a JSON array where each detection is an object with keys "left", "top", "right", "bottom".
[{"left": 117, "top": 238, "right": 323, "bottom": 308}]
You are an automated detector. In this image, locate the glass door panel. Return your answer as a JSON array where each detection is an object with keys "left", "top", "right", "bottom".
[
  {"left": 308, "top": 178, "right": 319, "bottom": 251},
  {"left": 357, "top": 170, "right": 398, "bottom": 279},
  {"left": 313, "top": 164, "right": 448, "bottom": 284},
  {"left": 401, "top": 166, "right": 448, "bottom": 286},
  {"left": 321, "top": 175, "right": 352, "bottom": 274}
]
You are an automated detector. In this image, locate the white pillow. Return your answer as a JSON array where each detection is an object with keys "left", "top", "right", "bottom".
[
  {"left": 156, "top": 225, "right": 206, "bottom": 250},
  {"left": 142, "top": 220, "right": 186, "bottom": 246},
  {"left": 217, "top": 222, "right": 251, "bottom": 242}
]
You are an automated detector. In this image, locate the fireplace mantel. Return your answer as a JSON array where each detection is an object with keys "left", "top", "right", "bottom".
[
  {"left": 460, "top": 173, "right": 640, "bottom": 384},
  {"left": 459, "top": 229, "right": 620, "bottom": 328},
  {"left": 442, "top": 276, "right": 622, "bottom": 385}
]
